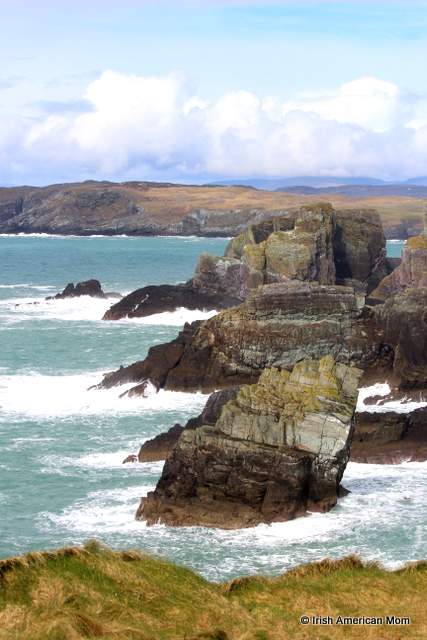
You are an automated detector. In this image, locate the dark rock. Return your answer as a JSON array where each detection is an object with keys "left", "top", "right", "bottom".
[
  {"left": 103, "top": 283, "right": 238, "bottom": 321},
  {"left": 351, "top": 406, "right": 427, "bottom": 463},
  {"left": 122, "top": 454, "right": 138, "bottom": 464},
  {"left": 102, "top": 204, "right": 386, "bottom": 320},
  {"left": 47, "top": 279, "right": 108, "bottom": 300},
  {"left": 375, "top": 288, "right": 427, "bottom": 388},
  {"left": 372, "top": 235, "right": 427, "bottom": 299},
  {"left": 137, "top": 357, "right": 362, "bottom": 528},
  {"left": 138, "top": 388, "right": 239, "bottom": 462},
  {"left": 333, "top": 209, "right": 388, "bottom": 293}
]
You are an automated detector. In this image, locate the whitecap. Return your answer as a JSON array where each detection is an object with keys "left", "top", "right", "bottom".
[
  {"left": 118, "top": 307, "right": 218, "bottom": 326},
  {"left": 41, "top": 485, "right": 153, "bottom": 534},
  {"left": 0, "top": 295, "right": 118, "bottom": 323},
  {"left": 0, "top": 370, "right": 208, "bottom": 419},
  {"left": 357, "top": 383, "right": 427, "bottom": 414}
]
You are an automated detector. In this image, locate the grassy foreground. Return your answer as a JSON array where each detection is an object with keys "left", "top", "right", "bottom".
[{"left": 0, "top": 543, "right": 425, "bottom": 640}]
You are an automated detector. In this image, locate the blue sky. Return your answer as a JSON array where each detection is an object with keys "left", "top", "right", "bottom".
[{"left": 2, "top": 0, "right": 427, "bottom": 184}]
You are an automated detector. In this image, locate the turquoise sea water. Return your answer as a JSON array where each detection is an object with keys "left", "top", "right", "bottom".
[{"left": 1, "top": 235, "right": 425, "bottom": 581}]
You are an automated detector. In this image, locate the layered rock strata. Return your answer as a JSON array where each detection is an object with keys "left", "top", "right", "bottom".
[
  {"left": 371, "top": 235, "right": 427, "bottom": 299},
  {"left": 138, "top": 356, "right": 363, "bottom": 528},
  {"left": 98, "top": 282, "right": 373, "bottom": 394}
]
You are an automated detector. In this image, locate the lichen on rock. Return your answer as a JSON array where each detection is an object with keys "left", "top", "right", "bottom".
[{"left": 137, "top": 356, "right": 363, "bottom": 529}]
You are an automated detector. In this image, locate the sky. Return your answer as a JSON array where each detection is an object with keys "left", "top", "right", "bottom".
[{"left": 2, "top": 0, "right": 427, "bottom": 185}]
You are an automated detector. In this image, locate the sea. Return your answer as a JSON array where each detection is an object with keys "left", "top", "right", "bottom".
[{"left": 0, "top": 234, "right": 426, "bottom": 581}]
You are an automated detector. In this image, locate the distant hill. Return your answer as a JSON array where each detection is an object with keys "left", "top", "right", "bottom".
[
  {"left": 277, "top": 184, "right": 427, "bottom": 198},
  {"left": 0, "top": 179, "right": 424, "bottom": 239},
  {"left": 208, "top": 176, "right": 389, "bottom": 190}
]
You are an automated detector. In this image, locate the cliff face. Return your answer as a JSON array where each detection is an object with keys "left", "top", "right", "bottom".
[
  {"left": 138, "top": 356, "right": 362, "bottom": 528},
  {"left": 372, "top": 235, "right": 427, "bottom": 299}
]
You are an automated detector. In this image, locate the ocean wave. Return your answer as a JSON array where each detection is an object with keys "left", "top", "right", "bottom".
[
  {"left": 357, "top": 383, "right": 427, "bottom": 413},
  {"left": 40, "top": 485, "right": 154, "bottom": 534},
  {"left": 0, "top": 295, "right": 117, "bottom": 323},
  {"left": 118, "top": 307, "right": 218, "bottom": 326},
  {"left": 0, "top": 283, "right": 54, "bottom": 290},
  {"left": 37, "top": 460, "right": 427, "bottom": 577},
  {"left": 0, "top": 370, "right": 208, "bottom": 419},
  {"left": 0, "top": 294, "right": 217, "bottom": 326}
]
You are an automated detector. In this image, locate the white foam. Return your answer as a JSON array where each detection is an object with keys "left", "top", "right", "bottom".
[
  {"left": 42, "top": 485, "right": 153, "bottom": 534},
  {"left": 357, "top": 383, "right": 427, "bottom": 414},
  {"left": 0, "top": 371, "right": 208, "bottom": 419},
  {"left": 119, "top": 307, "right": 218, "bottom": 326},
  {"left": 0, "top": 283, "right": 56, "bottom": 291},
  {"left": 0, "top": 295, "right": 117, "bottom": 323}
]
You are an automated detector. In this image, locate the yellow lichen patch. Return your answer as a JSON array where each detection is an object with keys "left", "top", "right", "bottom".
[
  {"left": 242, "top": 241, "right": 266, "bottom": 271},
  {"left": 406, "top": 235, "right": 427, "bottom": 250}
]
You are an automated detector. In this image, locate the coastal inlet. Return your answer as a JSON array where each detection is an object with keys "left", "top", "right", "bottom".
[{"left": 1, "top": 234, "right": 425, "bottom": 581}]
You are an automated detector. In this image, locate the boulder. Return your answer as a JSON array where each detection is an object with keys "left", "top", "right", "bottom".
[
  {"left": 137, "top": 356, "right": 363, "bottom": 528},
  {"left": 47, "top": 279, "right": 115, "bottom": 300}
]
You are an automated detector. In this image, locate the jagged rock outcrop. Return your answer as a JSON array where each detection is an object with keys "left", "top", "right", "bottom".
[
  {"left": 138, "top": 388, "right": 239, "bottom": 462},
  {"left": 103, "top": 203, "right": 387, "bottom": 320},
  {"left": 352, "top": 407, "right": 427, "bottom": 463},
  {"left": 98, "top": 281, "right": 374, "bottom": 394},
  {"left": 137, "top": 356, "right": 363, "bottom": 528},
  {"left": 372, "top": 235, "right": 427, "bottom": 299},
  {"left": 47, "top": 279, "right": 118, "bottom": 300},
  {"left": 333, "top": 209, "right": 388, "bottom": 292}
]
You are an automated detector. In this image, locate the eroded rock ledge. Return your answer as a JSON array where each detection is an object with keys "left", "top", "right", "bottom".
[{"left": 137, "top": 356, "right": 362, "bottom": 528}]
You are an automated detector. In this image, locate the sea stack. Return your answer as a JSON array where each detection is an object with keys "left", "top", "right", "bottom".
[{"left": 137, "top": 355, "right": 363, "bottom": 528}]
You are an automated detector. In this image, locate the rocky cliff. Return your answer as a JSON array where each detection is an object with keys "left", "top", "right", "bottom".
[
  {"left": 138, "top": 356, "right": 362, "bottom": 528},
  {"left": 103, "top": 203, "right": 388, "bottom": 320},
  {"left": 372, "top": 234, "right": 427, "bottom": 299},
  {"left": 98, "top": 281, "right": 374, "bottom": 394}
]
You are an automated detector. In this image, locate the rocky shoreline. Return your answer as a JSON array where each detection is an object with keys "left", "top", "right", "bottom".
[
  {"left": 0, "top": 180, "right": 424, "bottom": 239},
  {"left": 102, "top": 201, "right": 427, "bottom": 528}
]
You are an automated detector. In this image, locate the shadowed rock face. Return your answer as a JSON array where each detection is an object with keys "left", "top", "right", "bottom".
[
  {"left": 375, "top": 288, "right": 427, "bottom": 388},
  {"left": 372, "top": 235, "right": 427, "bottom": 299},
  {"left": 137, "top": 356, "right": 363, "bottom": 528},
  {"left": 352, "top": 407, "right": 427, "bottom": 463},
  {"left": 98, "top": 281, "right": 375, "bottom": 395}
]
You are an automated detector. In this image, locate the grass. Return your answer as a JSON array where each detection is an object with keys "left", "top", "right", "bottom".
[{"left": 0, "top": 544, "right": 426, "bottom": 639}]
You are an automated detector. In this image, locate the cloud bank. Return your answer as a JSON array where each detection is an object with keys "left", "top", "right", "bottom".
[{"left": 4, "top": 70, "right": 427, "bottom": 184}]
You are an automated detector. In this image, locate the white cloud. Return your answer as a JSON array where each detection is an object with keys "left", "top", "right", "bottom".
[{"left": 3, "top": 69, "right": 427, "bottom": 183}]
